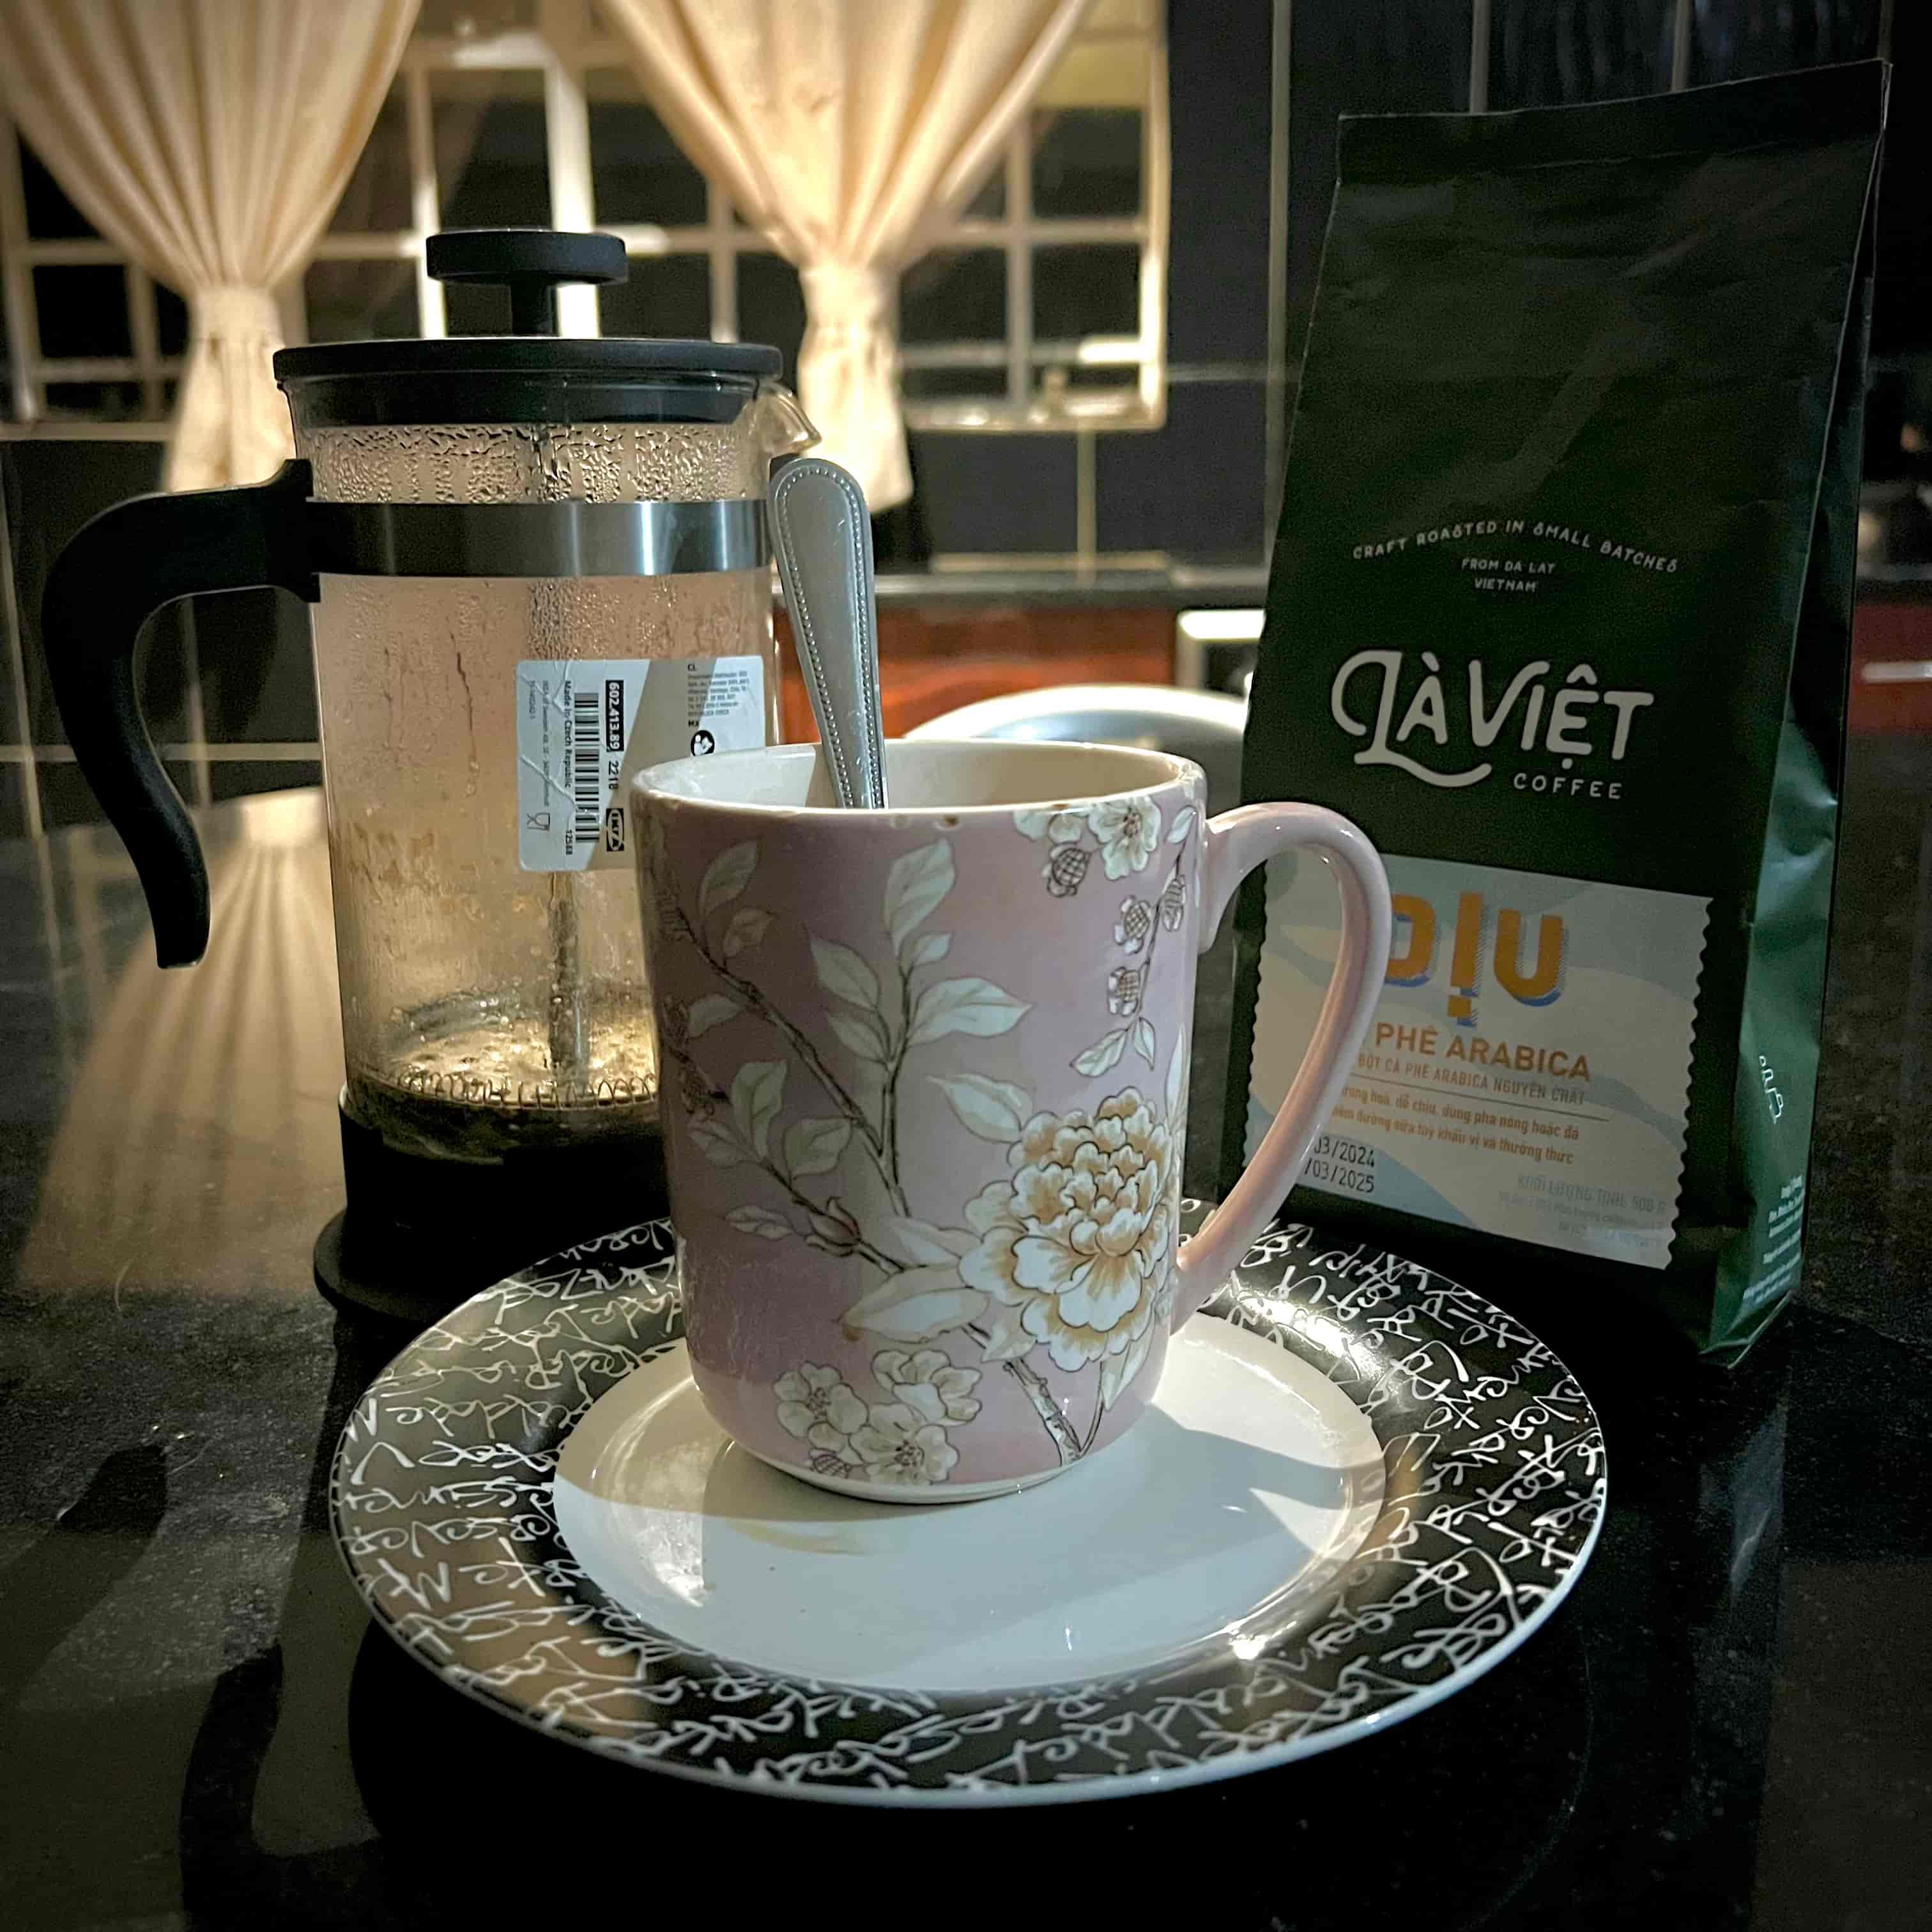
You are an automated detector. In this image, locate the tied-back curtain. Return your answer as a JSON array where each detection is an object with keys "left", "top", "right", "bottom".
[
  {"left": 0, "top": 0, "right": 418, "bottom": 489},
  {"left": 601, "top": 0, "right": 1089, "bottom": 510}
]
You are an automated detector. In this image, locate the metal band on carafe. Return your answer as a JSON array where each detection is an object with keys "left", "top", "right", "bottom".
[{"left": 306, "top": 498, "right": 768, "bottom": 578}]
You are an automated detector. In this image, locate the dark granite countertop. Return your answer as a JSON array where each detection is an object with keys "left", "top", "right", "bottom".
[{"left": 1, "top": 740, "right": 1928, "bottom": 1931}]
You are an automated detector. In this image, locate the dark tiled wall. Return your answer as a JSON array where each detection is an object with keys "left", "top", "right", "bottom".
[
  {"left": 1489, "top": 0, "right": 1678, "bottom": 105},
  {"left": 1095, "top": 385, "right": 1268, "bottom": 556},
  {"left": 1685, "top": 0, "right": 1883, "bottom": 82},
  {"left": 1096, "top": 0, "right": 1273, "bottom": 556},
  {"left": 908, "top": 436, "right": 1079, "bottom": 555},
  {"left": 1482, "top": 0, "right": 1883, "bottom": 100},
  {"left": 1282, "top": 1, "right": 1471, "bottom": 388}
]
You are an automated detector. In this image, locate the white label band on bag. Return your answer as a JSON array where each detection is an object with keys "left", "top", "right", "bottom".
[
  {"left": 516, "top": 656, "right": 766, "bottom": 873},
  {"left": 1248, "top": 851, "right": 1709, "bottom": 1269}
]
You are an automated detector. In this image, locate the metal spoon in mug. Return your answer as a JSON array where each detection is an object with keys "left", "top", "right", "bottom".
[{"left": 769, "top": 456, "right": 888, "bottom": 809}]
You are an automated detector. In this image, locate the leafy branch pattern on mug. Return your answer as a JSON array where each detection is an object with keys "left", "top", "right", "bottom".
[{"left": 647, "top": 794, "right": 1193, "bottom": 1478}]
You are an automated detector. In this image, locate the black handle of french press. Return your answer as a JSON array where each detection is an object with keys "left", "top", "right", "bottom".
[
  {"left": 41, "top": 460, "right": 319, "bottom": 967},
  {"left": 427, "top": 229, "right": 629, "bottom": 336}
]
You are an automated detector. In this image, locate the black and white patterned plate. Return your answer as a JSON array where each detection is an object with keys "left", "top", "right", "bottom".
[{"left": 329, "top": 1212, "right": 1605, "bottom": 1804}]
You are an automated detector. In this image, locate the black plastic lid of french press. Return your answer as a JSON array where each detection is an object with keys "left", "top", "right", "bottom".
[{"left": 274, "top": 227, "right": 783, "bottom": 427}]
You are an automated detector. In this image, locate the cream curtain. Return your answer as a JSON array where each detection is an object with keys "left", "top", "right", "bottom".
[
  {"left": 0, "top": 0, "right": 419, "bottom": 491},
  {"left": 601, "top": 0, "right": 1089, "bottom": 511}
]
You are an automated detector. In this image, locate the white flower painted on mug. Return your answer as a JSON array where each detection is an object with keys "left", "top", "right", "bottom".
[
  {"left": 1088, "top": 797, "right": 1162, "bottom": 878},
  {"left": 873, "top": 1347, "right": 982, "bottom": 1423},
  {"left": 1099, "top": 1276, "right": 1172, "bottom": 1412},
  {"left": 1013, "top": 806, "right": 1087, "bottom": 844},
  {"left": 774, "top": 1363, "right": 867, "bottom": 1441},
  {"left": 1114, "top": 896, "right": 1153, "bottom": 954},
  {"left": 960, "top": 1088, "right": 1177, "bottom": 1374},
  {"left": 851, "top": 1402, "right": 960, "bottom": 1483}
]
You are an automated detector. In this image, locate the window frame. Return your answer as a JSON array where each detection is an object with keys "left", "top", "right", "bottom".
[
  {"left": 0, "top": 0, "right": 1169, "bottom": 438},
  {"left": 897, "top": 7, "right": 1170, "bottom": 434},
  {"left": 0, "top": 128, "right": 182, "bottom": 425}
]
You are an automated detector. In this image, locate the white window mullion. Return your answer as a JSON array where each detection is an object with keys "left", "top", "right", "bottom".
[
  {"left": 404, "top": 59, "right": 445, "bottom": 337},
  {"left": 177, "top": 601, "right": 213, "bottom": 809},
  {"left": 0, "top": 442, "right": 42, "bottom": 835},
  {"left": 126, "top": 264, "right": 163, "bottom": 417},
  {"left": 602, "top": 222, "right": 706, "bottom": 256},
  {"left": 953, "top": 216, "right": 1144, "bottom": 247},
  {"left": 1004, "top": 128, "right": 1031, "bottom": 408},
  {"left": 26, "top": 356, "right": 150, "bottom": 379},
  {"left": 421, "top": 29, "right": 552, "bottom": 70},
  {"left": 310, "top": 233, "right": 418, "bottom": 261},
  {"left": 540, "top": 0, "right": 598, "bottom": 335},
  {"left": 1669, "top": 0, "right": 1693, "bottom": 89},
  {"left": 1138, "top": 34, "right": 1170, "bottom": 422},
  {"left": 10, "top": 236, "right": 120, "bottom": 265},
  {"left": 707, "top": 182, "right": 737, "bottom": 341},
  {"left": 0, "top": 124, "right": 42, "bottom": 421},
  {"left": 902, "top": 344, "right": 1009, "bottom": 369}
]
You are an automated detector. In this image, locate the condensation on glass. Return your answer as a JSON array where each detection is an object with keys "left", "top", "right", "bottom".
[{"left": 286, "top": 400, "right": 803, "bottom": 1159}]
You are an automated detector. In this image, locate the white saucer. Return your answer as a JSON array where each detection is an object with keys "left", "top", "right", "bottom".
[
  {"left": 331, "top": 1214, "right": 1605, "bottom": 1804},
  {"left": 553, "top": 1320, "right": 1386, "bottom": 1696}
]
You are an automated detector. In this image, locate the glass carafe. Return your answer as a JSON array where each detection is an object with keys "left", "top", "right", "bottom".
[
  {"left": 42, "top": 228, "right": 813, "bottom": 1315},
  {"left": 296, "top": 399, "right": 802, "bottom": 1162}
]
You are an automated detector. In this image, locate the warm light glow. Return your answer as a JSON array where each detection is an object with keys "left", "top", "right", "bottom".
[
  {"left": 236, "top": 787, "right": 327, "bottom": 849},
  {"left": 1178, "top": 608, "right": 1265, "bottom": 644}
]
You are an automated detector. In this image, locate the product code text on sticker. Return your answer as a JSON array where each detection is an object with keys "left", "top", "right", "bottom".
[{"left": 518, "top": 656, "right": 765, "bottom": 872}]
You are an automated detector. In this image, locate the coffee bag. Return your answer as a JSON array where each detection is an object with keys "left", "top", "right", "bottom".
[{"left": 1229, "top": 63, "right": 1888, "bottom": 1356}]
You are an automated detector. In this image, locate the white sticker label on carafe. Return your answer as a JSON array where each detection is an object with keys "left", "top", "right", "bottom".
[{"left": 516, "top": 656, "right": 766, "bottom": 872}]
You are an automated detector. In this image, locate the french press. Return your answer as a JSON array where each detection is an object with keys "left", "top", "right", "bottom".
[{"left": 43, "top": 229, "right": 814, "bottom": 1319}]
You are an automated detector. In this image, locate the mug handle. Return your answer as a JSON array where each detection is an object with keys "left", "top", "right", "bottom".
[{"left": 1172, "top": 804, "right": 1393, "bottom": 1324}]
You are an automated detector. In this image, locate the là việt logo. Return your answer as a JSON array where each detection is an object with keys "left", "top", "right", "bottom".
[{"left": 1331, "top": 650, "right": 1655, "bottom": 792}]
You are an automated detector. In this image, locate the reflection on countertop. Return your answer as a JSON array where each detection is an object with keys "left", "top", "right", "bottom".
[
  {"left": 13, "top": 790, "right": 344, "bottom": 1305},
  {"left": 0, "top": 742, "right": 1928, "bottom": 1929}
]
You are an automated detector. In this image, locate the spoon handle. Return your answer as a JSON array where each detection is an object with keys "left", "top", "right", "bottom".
[{"left": 769, "top": 457, "right": 887, "bottom": 809}]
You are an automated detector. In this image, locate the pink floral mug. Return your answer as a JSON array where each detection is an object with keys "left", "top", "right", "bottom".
[{"left": 633, "top": 739, "right": 1391, "bottom": 1502}]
